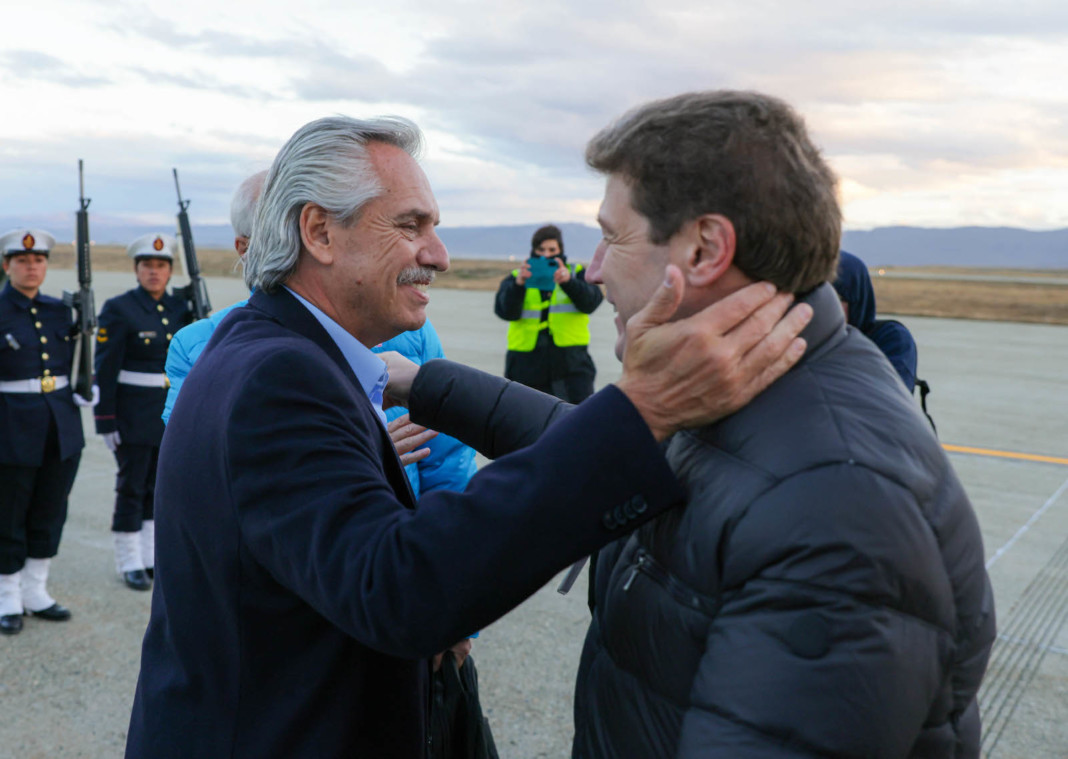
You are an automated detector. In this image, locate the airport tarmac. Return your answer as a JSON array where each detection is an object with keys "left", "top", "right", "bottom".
[{"left": 2, "top": 270, "right": 1066, "bottom": 758}]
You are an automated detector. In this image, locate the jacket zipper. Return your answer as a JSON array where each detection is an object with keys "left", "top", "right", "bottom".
[{"left": 622, "top": 548, "right": 721, "bottom": 617}]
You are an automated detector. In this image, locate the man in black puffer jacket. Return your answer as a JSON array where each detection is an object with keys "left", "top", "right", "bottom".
[{"left": 402, "top": 91, "right": 994, "bottom": 758}]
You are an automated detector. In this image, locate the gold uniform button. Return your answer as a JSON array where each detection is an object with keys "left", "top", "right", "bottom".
[
  {"left": 30, "top": 307, "right": 38, "bottom": 315},
  {"left": 43, "top": 369, "right": 51, "bottom": 376},
  {"left": 166, "top": 333, "right": 173, "bottom": 340},
  {"left": 35, "top": 321, "right": 42, "bottom": 328},
  {"left": 157, "top": 304, "right": 164, "bottom": 312},
  {"left": 40, "top": 336, "right": 47, "bottom": 344},
  {"left": 41, "top": 352, "right": 49, "bottom": 360},
  {"left": 144, "top": 338, "right": 151, "bottom": 345},
  {"left": 162, "top": 318, "right": 169, "bottom": 325}
]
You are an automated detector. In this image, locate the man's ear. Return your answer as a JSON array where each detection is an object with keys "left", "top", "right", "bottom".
[
  {"left": 683, "top": 214, "right": 736, "bottom": 287},
  {"left": 299, "top": 203, "right": 334, "bottom": 266}
]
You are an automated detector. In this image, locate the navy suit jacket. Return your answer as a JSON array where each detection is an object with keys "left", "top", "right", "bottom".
[{"left": 126, "top": 287, "right": 682, "bottom": 758}]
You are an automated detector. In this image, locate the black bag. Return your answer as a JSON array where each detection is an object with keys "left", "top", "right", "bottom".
[
  {"left": 916, "top": 378, "right": 936, "bottom": 433},
  {"left": 429, "top": 652, "right": 499, "bottom": 759}
]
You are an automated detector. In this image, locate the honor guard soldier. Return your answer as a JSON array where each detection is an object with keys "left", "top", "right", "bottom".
[
  {"left": 94, "top": 233, "right": 191, "bottom": 590},
  {"left": 0, "top": 229, "right": 92, "bottom": 635}
]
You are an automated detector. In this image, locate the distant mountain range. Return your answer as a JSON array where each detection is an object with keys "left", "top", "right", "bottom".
[{"left": 2, "top": 216, "right": 1065, "bottom": 269}]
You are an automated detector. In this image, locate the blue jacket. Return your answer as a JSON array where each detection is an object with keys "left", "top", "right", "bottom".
[
  {"left": 164, "top": 301, "right": 474, "bottom": 497},
  {"left": 0, "top": 282, "right": 84, "bottom": 465},
  {"left": 162, "top": 299, "right": 247, "bottom": 425},
  {"left": 94, "top": 286, "right": 191, "bottom": 446},
  {"left": 127, "top": 287, "right": 682, "bottom": 758}
]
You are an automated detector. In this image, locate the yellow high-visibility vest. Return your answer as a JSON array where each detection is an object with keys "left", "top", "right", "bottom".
[{"left": 506, "top": 264, "right": 591, "bottom": 352}]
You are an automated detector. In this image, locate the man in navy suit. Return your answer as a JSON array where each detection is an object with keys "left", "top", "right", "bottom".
[{"left": 125, "top": 115, "right": 812, "bottom": 758}]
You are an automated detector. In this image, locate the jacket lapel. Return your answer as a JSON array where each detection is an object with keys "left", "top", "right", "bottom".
[{"left": 247, "top": 288, "right": 418, "bottom": 510}]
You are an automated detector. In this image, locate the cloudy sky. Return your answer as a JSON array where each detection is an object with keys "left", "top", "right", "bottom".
[{"left": 2, "top": 0, "right": 1067, "bottom": 234}]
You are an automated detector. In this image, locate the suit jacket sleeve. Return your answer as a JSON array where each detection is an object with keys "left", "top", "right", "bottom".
[
  {"left": 410, "top": 359, "right": 569, "bottom": 458},
  {"left": 411, "top": 322, "right": 476, "bottom": 493},
  {"left": 227, "top": 347, "right": 682, "bottom": 659},
  {"left": 93, "top": 298, "right": 127, "bottom": 434}
]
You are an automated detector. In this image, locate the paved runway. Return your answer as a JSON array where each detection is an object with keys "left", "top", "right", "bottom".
[{"left": 2, "top": 271, "right": 1066, "bottom": 757}]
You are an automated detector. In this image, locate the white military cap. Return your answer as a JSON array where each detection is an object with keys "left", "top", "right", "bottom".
[
  {"left": 127, "top": 233, "right": 177, "bottom": 261},
  {"left": 1, "top": 228, "right": 55, "bottom": 257}
]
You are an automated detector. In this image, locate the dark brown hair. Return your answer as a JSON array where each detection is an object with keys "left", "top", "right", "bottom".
[
  {"left": 586, "top": 91, "right": 841, "bottom": 293},
  {"left": 531, "top": 224, "right": 564, "bottom": 257}
]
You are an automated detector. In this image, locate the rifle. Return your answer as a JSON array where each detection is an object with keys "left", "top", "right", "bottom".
[
  {"left": 173, "top": 168, "right": 212, "bottom": 320},
  {"left": 63, "top": 159, "right": 96, "bottom": 403}
]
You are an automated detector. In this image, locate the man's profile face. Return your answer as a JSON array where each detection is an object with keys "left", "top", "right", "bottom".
[
  {"left": 325, "top": 142, "right": 449, "bottom": 347},
  {"left": 588, "top": 174, "right": 670, "bottom": 360},
  {"left": 4, "top": 252, "right": 48, "bottom": 294}
]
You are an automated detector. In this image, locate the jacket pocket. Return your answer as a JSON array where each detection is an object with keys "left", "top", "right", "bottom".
[{"left": 621, "top": 547, "right": 722, "bottom": 618}]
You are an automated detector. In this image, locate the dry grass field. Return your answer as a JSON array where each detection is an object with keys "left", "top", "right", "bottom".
[{"left": 41, "top": 244, "right": 1068, "bottom": 325}]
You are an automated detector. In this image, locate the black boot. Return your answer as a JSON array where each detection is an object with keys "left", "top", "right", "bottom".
[
  {"left": 27, "top": 603, "right": 72, "bottom": 621},
  {"left": 0, "top": 613, "right": 23, "bottom": 635},
  {"left": 123, "top": 570, "right": 152, "bottom": 591}
]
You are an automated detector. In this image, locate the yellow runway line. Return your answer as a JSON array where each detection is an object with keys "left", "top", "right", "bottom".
[{"left": 943, "top": 444, "right": 1068, "bottom": 467}]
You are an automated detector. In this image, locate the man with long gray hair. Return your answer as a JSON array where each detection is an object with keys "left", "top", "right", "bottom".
[{"left": 125, "top": 114, "right": 812, "bottom": 758}]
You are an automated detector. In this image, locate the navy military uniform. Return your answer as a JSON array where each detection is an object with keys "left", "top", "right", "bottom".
[
  {"left": 0, "top": 229, "right": 84, "bottom": 634},
  {"left": 94, "top": 234, "right": 191, "bottom": 590}
]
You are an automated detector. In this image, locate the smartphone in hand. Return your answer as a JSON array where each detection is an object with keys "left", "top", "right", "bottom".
[{"left": 525, "top": 256, "right": 558, "bottom": 290}]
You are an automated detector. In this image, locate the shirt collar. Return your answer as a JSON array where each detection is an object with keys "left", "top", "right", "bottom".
[
  {"left": 134, "top": 285, "right": 165, "bottom": 311},
  {"left": 283, "top": 286, "right": 389, "bottom": 428},
  {"left": 2, "top": 281, "right": 36, "bottom": 309}
]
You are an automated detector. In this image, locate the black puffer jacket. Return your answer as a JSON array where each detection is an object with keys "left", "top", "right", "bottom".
[{"left": 410, "top": 284, "right": 995, "bottom": 759}]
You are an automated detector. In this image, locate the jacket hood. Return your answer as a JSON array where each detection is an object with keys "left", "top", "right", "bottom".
[{"left": 832, "top": 250, "right": 876, "bottom": 334}]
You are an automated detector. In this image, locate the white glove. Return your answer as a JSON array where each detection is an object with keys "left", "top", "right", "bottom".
[
  {"left": 72, "top": 384, "right": 100, "bottom": 408},
  {"left": 101, "top": 430, "right": 121, "bottom": 452}
]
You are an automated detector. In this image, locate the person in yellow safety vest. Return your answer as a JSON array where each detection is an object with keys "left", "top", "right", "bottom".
[{"left": 494, "top": 225, "right": 603, "bottom": 402}]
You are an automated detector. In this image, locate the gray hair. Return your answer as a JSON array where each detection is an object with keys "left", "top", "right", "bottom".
[
  {"left": 229, "top": 170, "right": 268, "bottom": 238},
  {"left": 244, "top": 115, "right": 424, "bottom": 292},
  {"left": 587, "top": 91, "right": 841, "bottom": 293}
]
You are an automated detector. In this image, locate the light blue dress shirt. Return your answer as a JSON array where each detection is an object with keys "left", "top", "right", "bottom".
[
  {"left": 284, "top": 288, "right": 389, "bottom": 428},
  {"left": 163, "top": 291, "right": 475, "bottom": 496}
]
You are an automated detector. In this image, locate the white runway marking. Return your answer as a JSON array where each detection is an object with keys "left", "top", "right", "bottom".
[{"left": 986, "top": 474, "right": 1068, "bottom": 571}]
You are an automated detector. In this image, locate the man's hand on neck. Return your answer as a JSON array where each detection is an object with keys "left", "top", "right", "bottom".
[{"left": 615, "top": 267, "right": 811, "bottom": 441}]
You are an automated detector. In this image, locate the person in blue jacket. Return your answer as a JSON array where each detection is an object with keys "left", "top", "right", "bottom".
[
  {"left": 0, "top": 229, "right": 92, "bottom": 635},
  {"left": 832, "top": 250, "right": 918, "bottom": 391}
]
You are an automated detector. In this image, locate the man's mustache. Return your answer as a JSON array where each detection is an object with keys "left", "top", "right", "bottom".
[{"left": 397, "top": 267, "right": 436, "bottom": 286}]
